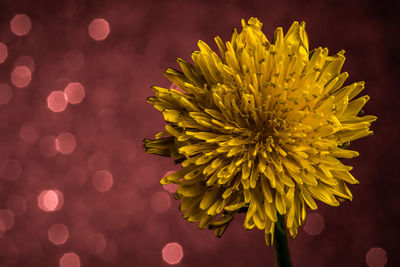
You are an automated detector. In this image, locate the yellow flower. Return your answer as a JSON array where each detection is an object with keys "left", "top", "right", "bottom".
[{"left": 143, "top": 18, "right": 376, "bottom": 245}]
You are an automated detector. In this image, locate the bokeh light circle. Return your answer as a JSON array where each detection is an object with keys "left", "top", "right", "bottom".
[
  {"left": 0, "top": 42, "right": 8, "bottom": 63},
  {"left": 59, "top": 252, "right": 80, "bottom": 267},
  {"left": 366, "top": 247, "right": 388, "bottom": 267},
  {"left": 48, "top": 223, "right": 69, "bottom": 245},
  {"left": 92, "top": 170, "right": 113, "bottom": 192},
  {"left": 150, "top": 191, "right": 171, "bottom": 213},
  {"left": 88, "top": 18, "right": 110, "bottom": 41},
  {"left": 162, "top": 242, "right": 184, "bottom": 265},
  {"left": 303, "top": 212, "right": 325, "bottom": 236},
  {"left": 55, "top": 132, "right": 76, "bottom": 154},
  {"left": 19, "top": 121, "right": 40, "bottom": 143},
  {"left": 14, "top": 55, "right": 35, "bottom": 72},
  {"left": 10, "top": 14, "right": 32, "bottom": 36},
  {"left": 0, "top": 83, "right": 12, "bottom": 105},
  {"left": 1, "top": 159, "right": 22, "bottom": 182},
  {"left": 86, "top": 233, "right": 106, "bottom": 255},
  {"left": 37, "top": 190, "right": 64, "bottom": 212},
  {"left": 11, "top": 66, "right": 32, "bottom": 88},
  {"left": 64, "top": 82, "right": 85, "bottom": 104},
  {"left": 6, "top": 195, "right": 27, "bottom": 216},
  {"left": 47, "top": 91, "right": 68, "bottom": 112},
  {"left": 0, "top": 209, "right": 15, "bottom": 231}
]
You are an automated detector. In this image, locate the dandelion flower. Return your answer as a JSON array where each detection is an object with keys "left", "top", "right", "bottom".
[{"left": 143, "top": 18, "right": 376, "bottom": 246}]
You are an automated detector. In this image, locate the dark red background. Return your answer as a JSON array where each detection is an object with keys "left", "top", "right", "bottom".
[{"left": 0, "top": 0, "right": 398, "bottom": 266}]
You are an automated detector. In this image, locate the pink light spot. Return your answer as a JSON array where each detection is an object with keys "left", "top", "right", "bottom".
[
  {"left": 366, "top": 247, "right": 388, "bottom": 267},
  {"left": 162, "top": 171, "right": 179, "bottom": 193},
  {"left": 150, "top": 191, "right": 171, "bottom": 213},
  {"left": 169, "top": 83, "right": 185, "bottom": 93},
  {"left": 86, "top": 233, "right": 106, "bottom": 255},
  {"left": 11, "top": 66, "right": 31, "bottom": 88},
  {"left": 0, "top": 209, "right": 15, "bottom": 231},
  {"left": 63, "top": 49, "right": 84, "bottom": 70},
  {"left": 10, "top": 14, "right": 32, "bottom": 36},
  {"left": 38, "top": 136, "right": 58, "bottom": 157},
  {"left": 96, "top": 109, "right": 117, "bottom": 131},
  {"left": 162, "top": 242, "right": 184, "bottom": 265},
  {"left": 92, "top": 170, "right": 113, "bottom": 192},
  {"left": 88, "top": 152, "right": 110, "bottom": 172},
  {"left": 88, "top": 18, "right": 110, "bottom": 41},
  {"left": 48, "top": 223, "right": 69, "bottom": 245},
  {"left": 304, "top": 212, "right": 325, "bottom": 236},
  {"left": 64, "top": 82, "right": 85, "bottom": 104},
  {"left": 14, "top": 56, "right": 35, "bottom": 72},
  {"left": 1, "top": 159, "right": 22, "bottom": 182},
  {"left": 19, "top": 121, "right": 40, "bottom": 143},
  {"left": 0, "top": 43, "right": 7, "bottom": 64},
  {"left": 0, "top": 83, "right": 12, "bottom": 105},
  {"left": 59, "top": 252, "right": 80, "bottom": 267},
  {"left": 47, "top": 91, "right": 68, "bottom": 112},
  {"left": 6, "top": 195, "right": 27, "bottom": 216},
  {"left": 37, "top": 190, "right": 64, "bottom": 212},
  {"left": 55, "top": 132, "right": 76, "bottom": 154}
]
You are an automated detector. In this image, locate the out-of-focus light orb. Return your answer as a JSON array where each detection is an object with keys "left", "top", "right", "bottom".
[
  {"left": 150, "top": 191, "right": 171, "bottom": 213},
  {"left": 59, "top": 252, "right": 80, "bottom": 267},
  {"left": 0, "top": 83, "right": 12, "bottom": 105},
  {"left": 162, "top": 171, "right": 179, "bottom": 193},
  {"left": 38, "top": 136, "right": 58, "bottom": 157},
  {"left": 88, "top": 18, "right": 110, "bottom": 41},
  {"left": 47, "top": 91, "right": 68, "bottom": 112},
  {"left": 48, "top": 224, "right": 69, "bottom": 245},
  {"left": 64, "top": 82, "right": 85, "bottom": 104},
  {"left": 10, "top": 14, "right": 32, "bottom": 36},
  {"left": 63, "top": 49, "right": 84, "bottom": 70},
  {"left": 0, "top": 209, "right": 15, "bottom": 231},
  {"left": 86, "top": 233, "right": 106, "bottom": 255},
  {"left": 303, "top": 212, "right": 325, "bottom": 236},
  {"left": 55, "top": 132, "right": 76, "bottom": 154},
  {"left": 92, "top": 170, "right": 113, "bottom": 192},
  {"left": 88, "top": 152, "right": 110, "bottom": 172},
  {"left": 19, "top": 121, "right": 40, "bottom": 143},
  {"left": 14, "top": 55, "right": 35, "bottom": 72},
  {"left": 37, "top": 190, "right": 64, "bottom": 212},
  {"left": 6, "top": 195, "right": 27, "bottom": 216},
  {"left": 96, "top": 109, "right": 117, "bottom": 131},
  {"left": 1, "top": 159, "right": 22, "bottom": 182},
  {"left": 366, "top": 247, "right": 388, "bottom": 267},
  {"left": 162, "top": 242, "right": 184, "bottom": 265},
  {"left": 11, "top": 66, "right": 32, "bottom": 88},
  {"left": 0, "top": 43, "right": 7, "bottom": 63}
]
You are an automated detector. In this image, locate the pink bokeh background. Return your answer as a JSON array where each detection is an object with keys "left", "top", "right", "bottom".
[{"left": 0, "top": 0, "right": 398, "bottom": 266}]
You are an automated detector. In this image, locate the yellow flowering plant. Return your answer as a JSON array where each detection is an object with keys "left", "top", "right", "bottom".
[{"left": 144, "top": 17, "right": 376, "bottom": 266}]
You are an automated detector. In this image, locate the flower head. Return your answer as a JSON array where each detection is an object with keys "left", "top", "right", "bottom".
[{"left": 143, "top": 18, "right": 376, "bottom": 245}]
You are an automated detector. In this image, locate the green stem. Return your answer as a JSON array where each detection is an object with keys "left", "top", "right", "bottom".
[{"left": 273, "top": 214, "right": 292, "bottom": 267}]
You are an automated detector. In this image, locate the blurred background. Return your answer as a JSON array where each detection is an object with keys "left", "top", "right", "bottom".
[{"left": 0, "top": 0, "right": 398, "bottom": 266}]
